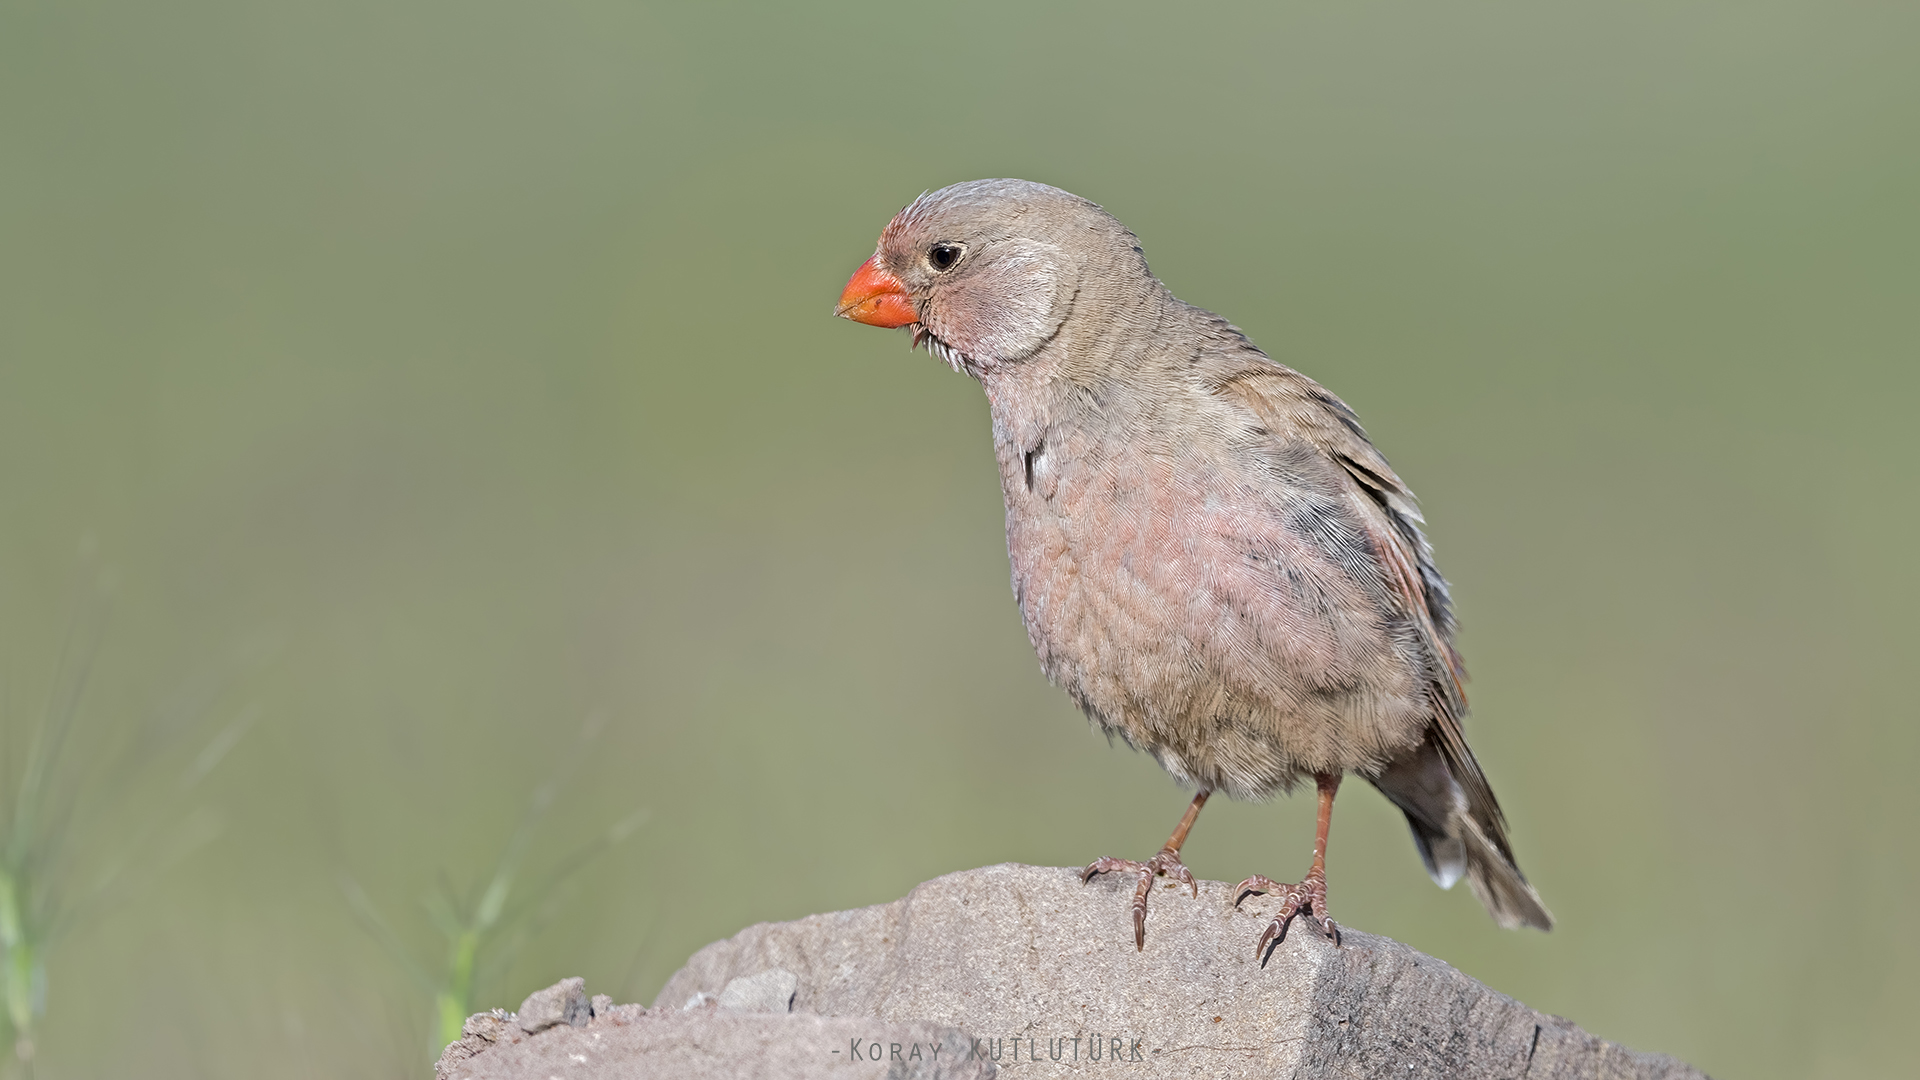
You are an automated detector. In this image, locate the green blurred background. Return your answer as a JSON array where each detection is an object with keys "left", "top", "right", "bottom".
[{"left": 3, "top": 2, "right": 1915, "bottom": 1076}]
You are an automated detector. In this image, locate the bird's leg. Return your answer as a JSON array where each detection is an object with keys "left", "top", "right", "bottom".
[
  {"left": 1234, "top": 772, "right": 1343, "bottom": 958},
  {"left": 1082, "top": 789, "right": 1210, "bottom": 950}
]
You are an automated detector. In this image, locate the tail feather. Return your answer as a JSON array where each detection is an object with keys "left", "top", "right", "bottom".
[
  {"left": 1404, "top": 810, "right": 1466, "bottom": 890},
  {"left": 1370, "top": 730, "right": 1553, "bottom": 931},
  {"left": 1457, "top": 812, "right": 1554, "bottom": 930}
]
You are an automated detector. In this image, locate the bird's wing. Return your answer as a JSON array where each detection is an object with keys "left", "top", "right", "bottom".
[{"left": 1209, "top": 363, "right": 1517, "bottom": 861}]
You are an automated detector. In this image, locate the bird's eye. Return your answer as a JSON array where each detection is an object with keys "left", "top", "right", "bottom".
[{"left": 928, "top": 243, "right": 963, "bottom": 271}]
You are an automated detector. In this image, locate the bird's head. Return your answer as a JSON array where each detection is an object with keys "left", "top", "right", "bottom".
[{"left": 834, "top": 179, "right": 1143, "bottom": 375}]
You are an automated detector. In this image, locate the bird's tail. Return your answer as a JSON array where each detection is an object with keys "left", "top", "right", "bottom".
[{"left": 1370, "top": 730, "right": 1554, "bottom": 931}]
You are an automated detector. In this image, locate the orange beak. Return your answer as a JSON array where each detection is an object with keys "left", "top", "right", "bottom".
[{"left": 834, "top": 256, "right": 918, "bottom": 328}]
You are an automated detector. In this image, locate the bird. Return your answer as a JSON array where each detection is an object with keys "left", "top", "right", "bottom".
[{"left": 834, "top": 179, "right": 1552, "bottom": 957}]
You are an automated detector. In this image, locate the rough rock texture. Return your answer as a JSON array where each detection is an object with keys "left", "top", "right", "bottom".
[
  {"left": 516, "top": 975, "right": 591, "bottom": 1033},
  {"left": 717, "top": 966, "right": 800, "bottom": 1013},
  {"left": 441, "top": 1006, "right": 989, "bottom": 1080},
  {"left": 659, "top": 864, "right": 1705, "bottom": 1080},
  {"left": 443, "top": 864, "right": 1707, "bottom": 1079}
]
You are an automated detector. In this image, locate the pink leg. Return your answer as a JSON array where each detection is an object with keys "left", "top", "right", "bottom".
[
  {"left": 1233, "top": 772, "right": 1342, "bottom": 958},
  {"left": 1083, "top": 789, "right": 1210, "bottom": 950}
]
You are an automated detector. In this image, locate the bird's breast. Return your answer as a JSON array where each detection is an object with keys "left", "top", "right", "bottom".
[{"left": 991, "top": 413, "right": 1431, "bottom": 789}]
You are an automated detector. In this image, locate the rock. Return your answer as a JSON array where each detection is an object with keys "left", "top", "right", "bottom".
[
  {"left": 516, "top": 976, "right": 591, "bottom": 1033},
  {"left": 718, "top": 967, "right": 799, "bottom": 1013},
  {"left": 441, "top": 1008, "right": 991, "bottom": 1080},
  {"left": 443, "top": 864, "right": 1709, "bottom": 1079},
  {"left": 657, "top": 863, "right": 1707, "bottom": 1080},
  {"left": 435, "top": 1009, "right": 517, "bottom": 1079}
]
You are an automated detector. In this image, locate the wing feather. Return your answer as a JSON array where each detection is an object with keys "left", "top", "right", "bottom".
[{"left": 1211, "top": 365, "right": 1518, "bottom": 864}]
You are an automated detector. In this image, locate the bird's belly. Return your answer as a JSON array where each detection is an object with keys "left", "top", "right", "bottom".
[{"left": 1003, "top": 451, "right": 1429, "bottom": 799}]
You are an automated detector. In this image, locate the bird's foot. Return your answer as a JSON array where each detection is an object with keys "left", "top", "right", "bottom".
[
  {"left": 1082, "top": 848, "right": 1197, "bottom": 950},
  {"left": 1233, "top": 868, "right": 1338, "bottom": 959}
]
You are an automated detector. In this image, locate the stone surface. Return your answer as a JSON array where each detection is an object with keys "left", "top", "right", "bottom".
[
  {"left": 436, "top": 1009, "right": 517, "bottom": 1078},
  {"left": 517, "top": 975, "right": 591, "bottom": 1033},
  {"left": 717, "top": 966, "right": 800, "bottom": 1013},
  {"left": 658, "top": 863, "right": 1706, "bottom": 1080},
  {"left": 441, "top": 1003, "right": 990, "bottom": 1080},
  {"left": 443, "top": 864, "right": 1709, "bottom": 1079}
]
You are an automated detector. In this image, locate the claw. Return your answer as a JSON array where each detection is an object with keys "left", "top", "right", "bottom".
[
  {"left": 1082, "top": 848, "right": 1198, "bottom": 951},
  {"left": 1236, "top": 869, "right": 1337, "bottom": 963},
  {"left": 1232, "top": 874, "right": 1282, "bottom": 909},
  {"left": 1131, "top": 878, "right": 1148, "bottom": 950},
  {"left": 1256, "top": 917, "right": 1285, "bottom": 959}
]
